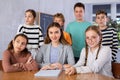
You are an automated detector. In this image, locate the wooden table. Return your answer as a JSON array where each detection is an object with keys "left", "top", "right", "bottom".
[{"left": 0, "top": 70, "right": 118, "bottom": 80}]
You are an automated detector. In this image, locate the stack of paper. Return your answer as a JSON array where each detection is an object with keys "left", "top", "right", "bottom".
[{"left": 34, "top": 70, "right": 62, "bottom": 77}]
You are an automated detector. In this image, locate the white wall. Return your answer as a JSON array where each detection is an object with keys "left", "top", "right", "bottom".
[{"left": 78, "top": 0, "right": 120, "bottom": 4}]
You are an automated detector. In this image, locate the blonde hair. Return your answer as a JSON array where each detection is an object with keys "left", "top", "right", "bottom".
[
  {"left": 84, "top": 25, "right": 102, "bottom": 66},
  {"left": 53, "top": 13, "right": 65, "bottom": 23}
]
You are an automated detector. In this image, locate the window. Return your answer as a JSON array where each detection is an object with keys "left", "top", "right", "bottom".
[
  {"left": 117, "top": 4, "right": 120, "bottom": 13},
  {"left": 93, "top": 4, "right": 111, "bottom": 14},
  {"left": 92, "top": 4, "right": 111, "bottom": 22}
]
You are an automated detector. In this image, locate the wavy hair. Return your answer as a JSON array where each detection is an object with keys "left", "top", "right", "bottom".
[{"left": 44, "top": 22, "right": 68, "bottom": 45}]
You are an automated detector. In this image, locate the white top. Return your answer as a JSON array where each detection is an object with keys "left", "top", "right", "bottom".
[{"left": 74, "top": 46, "right": 113, "bottom": 77}]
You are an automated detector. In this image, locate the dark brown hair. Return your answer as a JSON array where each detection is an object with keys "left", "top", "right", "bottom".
[
  {"left": 74, "top": 2, "right": 85, "bottom": 10},
  {"left": 25, "top": 9, "right": 36, "bottom": 18},
  {"left": 7, "top": 34, "right": 29, "bottom": 57},
  {"left": 84, "top": 25, "right": 102, "bottom": 66},
  {"left": 44, "top": 22, "right": 68, "bottom": 45},
  {"left": 96, "top": 10, "right": 107, "bottom": 17}
]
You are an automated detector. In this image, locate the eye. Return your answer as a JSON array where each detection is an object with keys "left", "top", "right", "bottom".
[
  {"left": 86, "top": 37, "right": 89, "bottom": 39},
  {"left": 21, "top": 42, "right": 26, "bottom": 46},
  {"left": 92, "top": 36, "right": 96, "bottom": 39},
  {"left": 55, "top": 31, "right": 59, "bottom": 34},
  {"left": 16, "top": 40, "right": 20, "bottom": 43},
  {"left": 49, "top": 31, "right": 53, "bottom": 34}
]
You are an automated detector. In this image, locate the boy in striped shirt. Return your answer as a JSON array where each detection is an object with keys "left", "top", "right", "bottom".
[{"left": 95, "top": 10, "right": 119, "bottom": 62}]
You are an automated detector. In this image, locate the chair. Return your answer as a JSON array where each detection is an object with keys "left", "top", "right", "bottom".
[
  {"left": 0, "top": 60, "right": 3, "bottom": 70},
  {"left": 112, "top": 62, "right": 120, "bottom": 79}
]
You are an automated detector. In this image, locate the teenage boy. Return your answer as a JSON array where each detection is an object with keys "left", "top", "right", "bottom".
[
  {"left": 66, "top": 2, "right": 91, "bottom": 63},
  {"left": 95, "top": 10, "right": 118, "bottom": 62}
]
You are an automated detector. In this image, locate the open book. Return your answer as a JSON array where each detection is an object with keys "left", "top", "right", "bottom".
[{"left": 34, "top": 70, "right": 62, "bottom": 77}]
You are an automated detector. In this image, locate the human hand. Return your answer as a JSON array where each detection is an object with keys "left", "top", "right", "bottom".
[
  {"left": 51, "top": 63, "right": 62, "bottom": 70},
  {"left": 63, "top": 64, "right": 72, "bottom": 70},
  {"left": 65, "top": 67, "right": 76, "bottom": 75},
  {"left": 26, "top": 56, "right": 33, "bottom": 64},
  {"left": 13, "top": 63, "right": 27, "bottom": 71},
  {"left": 19, "top": 63, "right": 27, "bottom": 71},
  {"left": 41, "top": 65, "right": 53, "bottom": 70}
]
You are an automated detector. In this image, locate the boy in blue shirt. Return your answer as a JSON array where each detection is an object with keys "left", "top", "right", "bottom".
[{"left": 66, "top": 2, "right": 91, "bottom": 63}]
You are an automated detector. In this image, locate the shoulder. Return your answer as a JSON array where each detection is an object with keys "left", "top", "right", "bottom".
[
  {"left": 63, "top": 31, "right": 69, "bottom": 35},
  {"left": 40, "top": 44, "right": 50, "bottom": 50},
  {"left": 100, "top": 46, "right": 111, "bottom": 53},
  {"left": 83, "top": 21, "right": 91, "bottom": 27},
  {"left": 84, "top": 21, "right": 91, "bottom": 24},
  {"left": 18, "top": 24, "right": 25, "bottom": 29},
  {"left": 3, "top": 50, "right": 12, "bottom": 57},
  {"left": 67, "top": 21, "right": 77, "bottom": 26},
  {"left": 62, "top": 44, "right": 72, "bottom": 50},
  {"left": 106, "top": 27, "right": 117, "bottom": 31},
  {"left": 33, "top": 25, "right": 41, "bottom": 28}
]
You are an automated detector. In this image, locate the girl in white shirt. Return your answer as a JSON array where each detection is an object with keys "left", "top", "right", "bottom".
[{"left": 65, "top": 25, "right": 113, "bottom": 77}]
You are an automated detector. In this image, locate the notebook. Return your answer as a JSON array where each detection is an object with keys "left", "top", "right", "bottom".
[{"left": 34, "top": 70, "right": 62, "bottom": 77}]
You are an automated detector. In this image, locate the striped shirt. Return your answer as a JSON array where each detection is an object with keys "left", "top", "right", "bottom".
[
  {"left": 17, "top": 24, "right": 44, "bottom": 49},
  {"left": 101, "top": 27, "right": 118, "bottom": 62}
]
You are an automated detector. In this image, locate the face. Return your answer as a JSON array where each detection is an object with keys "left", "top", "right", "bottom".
[
  {"left": 25, "top": 12, "right": 35, "bottom": 25},
  {"left": 86, "top": 30, "right": 101, "bottom": 49},
  {"left": 48, "top": 26, "right": 61, "bottom": 43},
  {"left": 13, "top": 36, "right": 27, "bottom": 53},
  {"left": 95, "top": 14, "right": 108, "bottom": 27},
  {"left": 74, "top": 7, "right": 84, "bottom": 21},
  {"left": 54, "top": 17, "right": 64, "bottom": 27}
]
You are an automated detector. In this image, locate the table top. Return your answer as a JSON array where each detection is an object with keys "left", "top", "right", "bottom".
[{"left": 0, "top": 70, "right": 118, "bottom": 80}]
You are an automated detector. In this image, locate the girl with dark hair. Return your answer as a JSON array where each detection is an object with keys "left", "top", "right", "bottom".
[
  {"left": 35, "top": 22, "right": 75, "bottom": 70},
  {"left": 2, "top": 34, "right": 38, "bottom": 72}
]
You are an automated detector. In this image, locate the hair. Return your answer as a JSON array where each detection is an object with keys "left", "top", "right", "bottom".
[
  {"left": 7, "top": 34, "right": 29, "bottom": 57},
  {"left": 96, "top": 10, "right": 107, "bottom": 17},
  {"left": 25, "top": 9, "right": 36, "bottom": 18},
  {"left": 53, "top": 13, "right": 65, "bottom": 23},
  {"left": 74, "top": 2, "right": 85, "bottom": 10},
  {"left": 44, "top": 22, "right": 68, "bottom": 45},
  {"left": 84, "top": 25, "right": 102, "bottom": 66}
]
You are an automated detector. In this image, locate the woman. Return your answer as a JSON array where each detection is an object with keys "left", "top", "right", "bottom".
[{"left": 35, "top": 22, "right": 75, "bottom": 70}]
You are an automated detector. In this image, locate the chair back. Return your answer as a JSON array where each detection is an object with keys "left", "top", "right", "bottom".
[
  {"left": 0, "top": 60, "right": 3, "bottom": 70},
  {"left": 112, "top": 62, "right": 120, "bottom": 79}
]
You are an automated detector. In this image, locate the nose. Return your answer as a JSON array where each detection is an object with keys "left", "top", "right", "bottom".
[
  {"left": 88, "top": 38, "right": 92, "bottom": 42},
  {"left": 18, "top": 43, "right": 22, "bottom": 47}
]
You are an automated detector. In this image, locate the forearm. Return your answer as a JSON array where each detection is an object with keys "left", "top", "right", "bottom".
[
  {"left": 25, "top": 60, "right": 38, "bottom": 71},
  {"left": 3, "top": 63, "right": 23, "bottom": 72}
]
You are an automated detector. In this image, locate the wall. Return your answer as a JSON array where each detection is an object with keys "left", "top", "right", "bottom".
[{"left": 78, "top": 0, "right": 120, "bottom": 4}]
